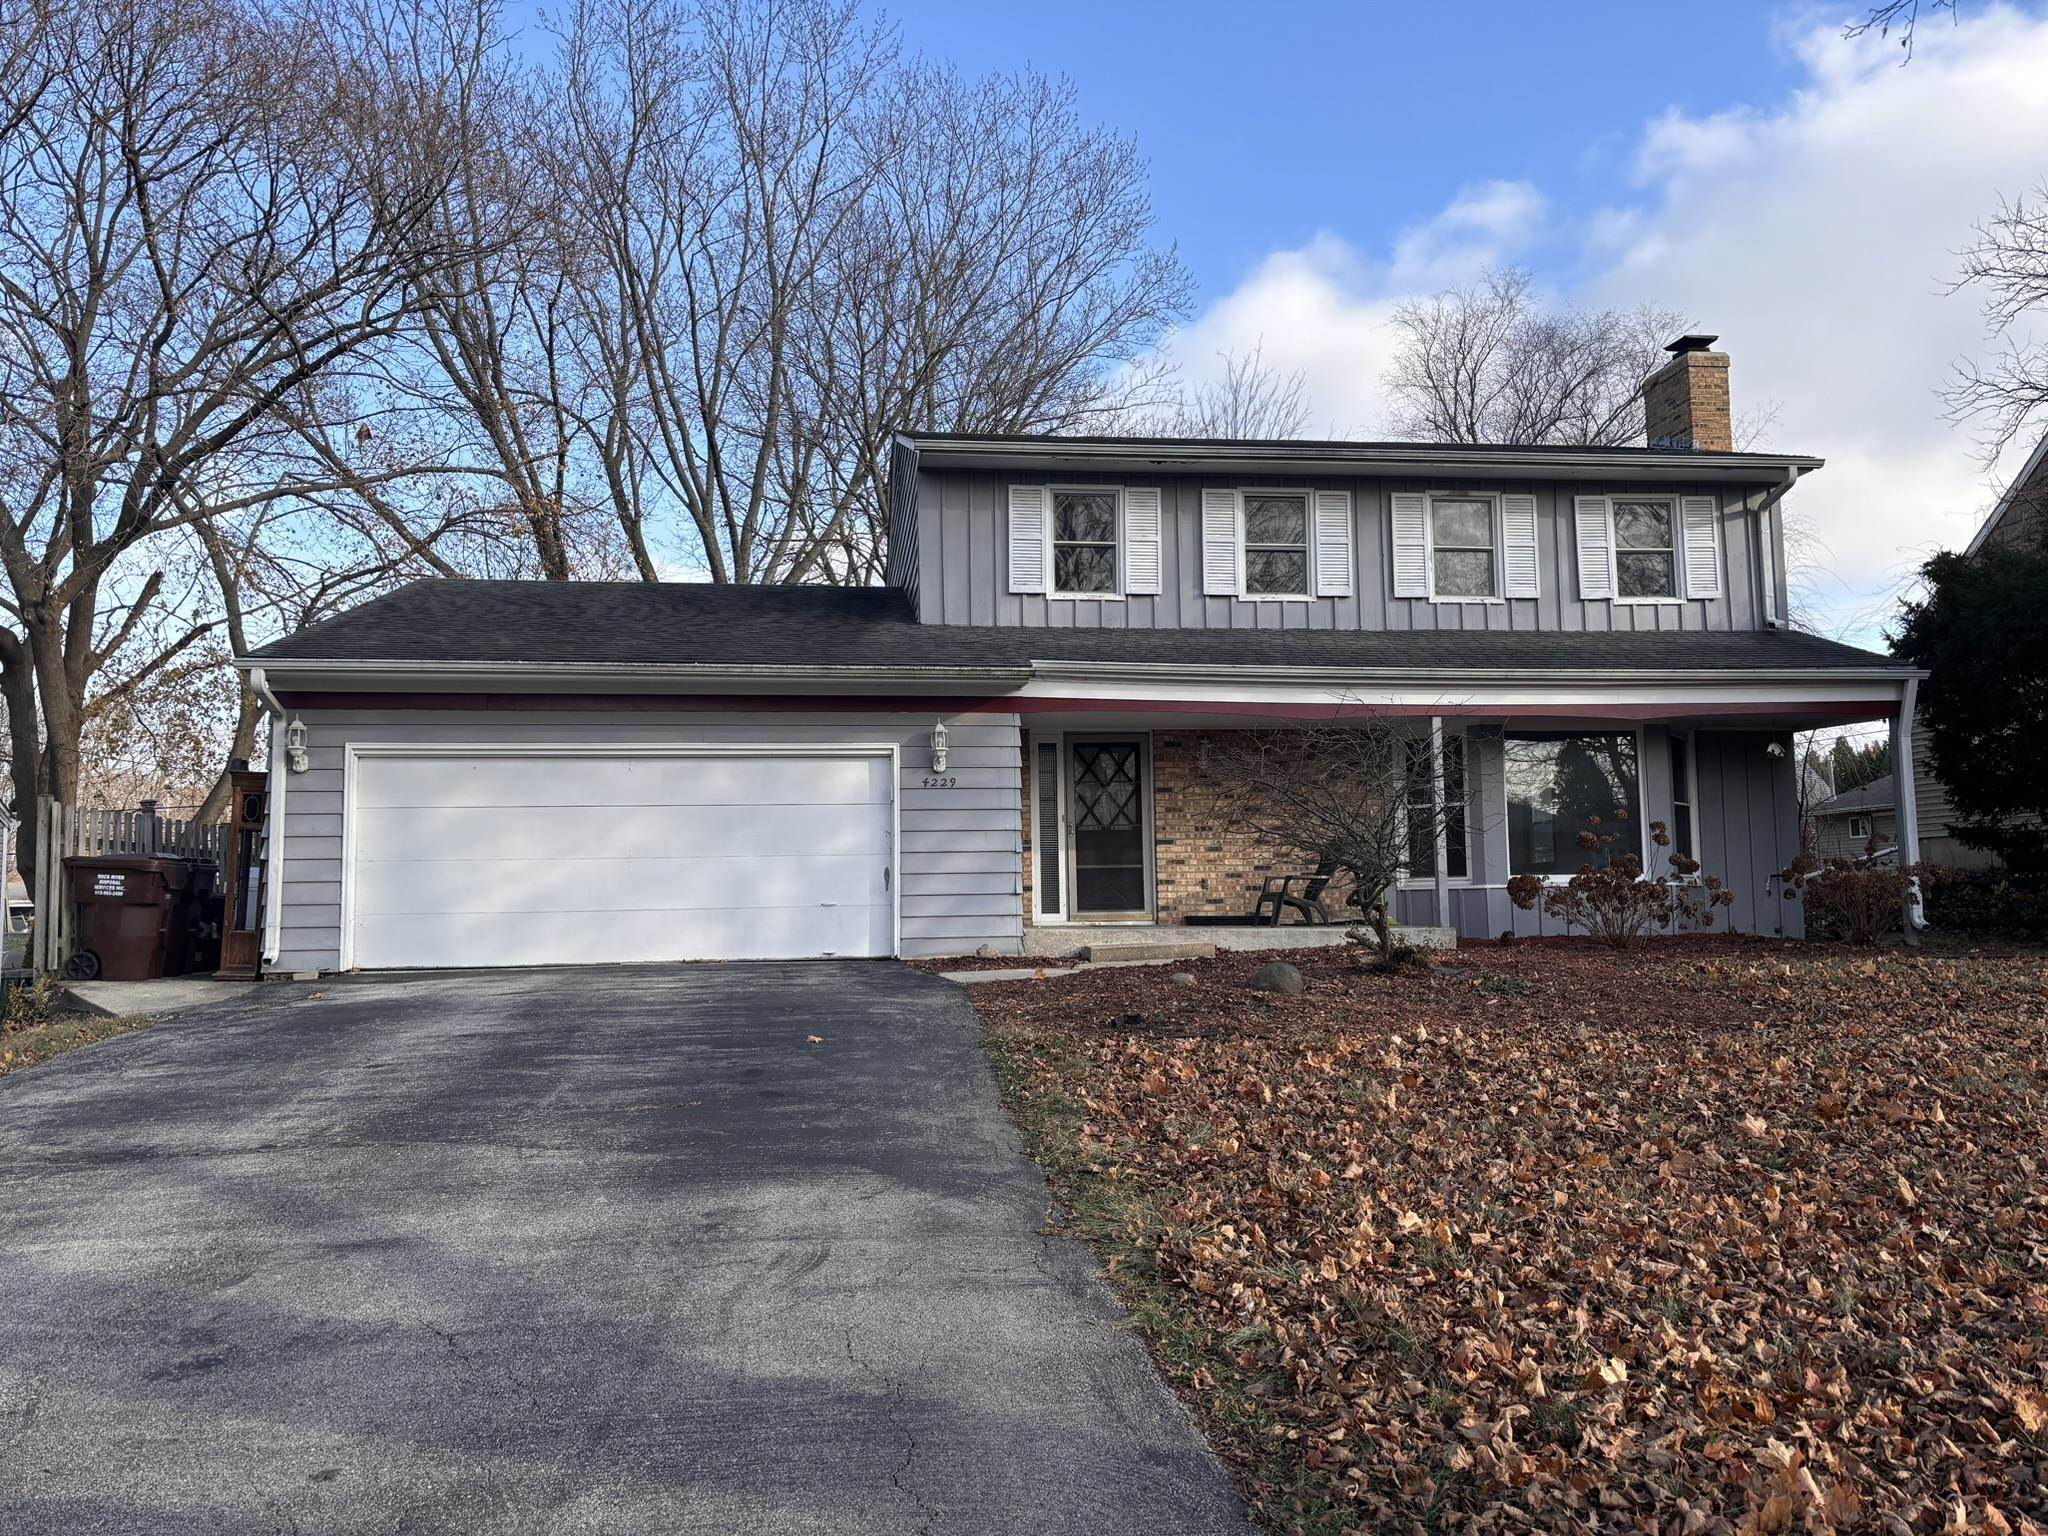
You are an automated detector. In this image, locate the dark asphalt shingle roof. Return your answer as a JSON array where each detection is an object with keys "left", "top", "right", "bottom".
[
  {"left": 244, "top": 580, "right": 1903, "bottom": 674},
  {"left": 1813, "top": 775, "right": 1897, "bottom": 815}
]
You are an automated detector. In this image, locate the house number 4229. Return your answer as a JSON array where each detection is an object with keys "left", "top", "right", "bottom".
[{"left": 920, "top": 774, "right": 958, "bottom": 789}]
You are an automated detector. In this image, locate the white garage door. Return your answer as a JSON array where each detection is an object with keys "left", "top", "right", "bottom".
[{"left": 345, "top": 748, "right": 894, "bottom": 969}]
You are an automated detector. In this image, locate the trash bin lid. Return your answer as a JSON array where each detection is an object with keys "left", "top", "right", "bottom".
[{"left": 65, "top": 854, "right": 201, "bottom": 886}]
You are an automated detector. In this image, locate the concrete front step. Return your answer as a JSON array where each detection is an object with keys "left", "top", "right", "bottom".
[{"left": 1077, "top": 939, "right": 1216, "bottom": 963}]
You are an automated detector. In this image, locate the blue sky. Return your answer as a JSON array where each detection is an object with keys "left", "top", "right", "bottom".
[{"left": 878, "top": 0, "right": 1814, "bottom": 303}]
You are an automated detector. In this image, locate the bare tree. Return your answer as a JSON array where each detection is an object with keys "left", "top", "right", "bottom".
[
  {"left": 1947, "top": 181, "right": 2048, "bottom": 461},
  {"left": 1135, "top": 343, "right": 1313, "bottom": 440},
  {"left": 0, "top": 0, "right": 463, "bottom": 878},
  {"left": 1196, "top": 717, "right": 1475, "bottom": 960},
  {"left": 1846, "top": 0, "right": 1959, "bottom": 60},
  {"left": 556, "top": 0, "right": 1190, "bottom": 584},
  {"left": 1383, "top": 269, "right": 1684, "bottom": 447}
]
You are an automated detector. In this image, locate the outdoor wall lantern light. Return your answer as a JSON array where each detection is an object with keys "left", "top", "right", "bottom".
[
  {"left": 285, "top": 716, "right": 310, "bottom": 774},
  {"left": 1765, "top": 740, "right": 1787, "bottom": 759},
  {"left": 930, "top": 719, "right": 949, "bottom": 773}
]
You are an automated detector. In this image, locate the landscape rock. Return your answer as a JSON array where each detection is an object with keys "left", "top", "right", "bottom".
[
  {"left": 1169, "top": 972, "right": 1198, "bottom": 987},
  {"left": 1246, "top": 961, "right": 1304, "bottom": 995},
  {"left": 975, "top": 944, "right": 1001, "bottom": 959}
]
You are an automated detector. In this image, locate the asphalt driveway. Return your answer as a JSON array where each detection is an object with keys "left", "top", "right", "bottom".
[{"left": 0, "top": 963, "right": 1247, "bottom": 1535}]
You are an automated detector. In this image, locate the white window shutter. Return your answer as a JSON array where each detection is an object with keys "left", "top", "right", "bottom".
[
  {"left": 1680, "top": 495, "right": 1721, "bottom": 599},
  {"left": 1574, "top": 495, "right": 1615, "bottom": 600},
  {"left": 1501, "top": 494, "right": 1540, "bottom": 599},
  {"left": 1007, "top": 484, "right": 1048, "bottom": 594},
  {"left": 1201, "top": 488, "right": 1240, "bottom": 596},
  {"left": 1390, "top": 492, "right": 1429, "bottom": 598},
  {"left": 1311, "top": 490, "right": 1354, "bottom": 597},
  {"left": 1122, "top": 488, "right": 1162, "bottom": 595}
]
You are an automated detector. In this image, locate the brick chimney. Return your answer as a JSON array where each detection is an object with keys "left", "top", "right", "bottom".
[{"left": 1643, "top": 333, "right": 1731, "bottom": 451}]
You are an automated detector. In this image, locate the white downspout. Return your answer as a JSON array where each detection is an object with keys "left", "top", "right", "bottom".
[{"left": 247, "top": 667, "right": 289, "bottom": 967}]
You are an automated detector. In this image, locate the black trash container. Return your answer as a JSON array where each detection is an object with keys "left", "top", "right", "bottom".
[{"left": 63, "top": 856, "right": 207, "bottom": 982}]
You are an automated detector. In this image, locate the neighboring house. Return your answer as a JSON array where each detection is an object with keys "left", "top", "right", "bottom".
[
  {"left": 1905, "top": 428, "right": 2048, "bottom": 870},
  {"left": 236, "top": 335, "right": 1925, "bottom": 971},
  {"left": 1810, "top": 774, "right": 1897, "bottom": 863}
]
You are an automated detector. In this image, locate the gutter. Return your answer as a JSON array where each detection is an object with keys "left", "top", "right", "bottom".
[
  {"left": 231, "top": 657, "right": 1035, "bottom": 686},
  {"left": 246, "top": 667, "right": 288, "bottom": 968},
  {"left": 1753, "top": 465, "right": 1806, "bottom": 627},
  {"left": 905, "top": 432, "right": 1826, "bottom": 479},
  {"left": 1025, "top": 659, "right": 1927, "bottom": 686}
]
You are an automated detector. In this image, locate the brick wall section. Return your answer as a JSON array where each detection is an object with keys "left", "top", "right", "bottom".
[
  {"left": 1151, "top": 731, "right": 1363, "bottom": 922},
  {"left": 1022, "top": 729, "right": 1367, "bottom": 924},
  {"left": 1643, "top": 349, "right": 1732, "bottom": 452}
]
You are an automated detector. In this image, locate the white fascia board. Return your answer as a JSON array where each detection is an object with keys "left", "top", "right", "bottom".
[
  {"left": 232, "top": 659, "right": 1034, "bottom": 693},
  {"left": 1017, "top": 662, "right": 1918, "bottom": 711},
  {"left": 908, "top": 435, "right": 1825, "bottom": 483}
]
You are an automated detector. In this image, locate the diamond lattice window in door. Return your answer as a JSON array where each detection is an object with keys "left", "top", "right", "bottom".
[{"left": 1073, "top": 744, "right": 1140, "bottom": 831}]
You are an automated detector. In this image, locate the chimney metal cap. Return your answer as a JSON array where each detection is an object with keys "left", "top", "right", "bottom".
[{"left": 1665, "top": 333, "right": 1720, "bottom": 355}]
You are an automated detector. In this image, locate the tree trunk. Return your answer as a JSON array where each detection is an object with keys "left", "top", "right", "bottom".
[
  {"left": 194, "top": 683, "right": 265, "bottom": 825},
  {"left": 0, "top": 633, "right": 42, "bottom": 887}
]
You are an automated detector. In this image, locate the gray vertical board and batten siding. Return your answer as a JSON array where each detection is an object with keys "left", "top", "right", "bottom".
[
  {"left": 273, "top": 709, "right": 1025, "bottom": 972},
  {"left": 1391, "top": 728, "right": 1803, "bottom": 940},
  {"left": 916, "top": 468, "right": 1781, "bottom": 635}
]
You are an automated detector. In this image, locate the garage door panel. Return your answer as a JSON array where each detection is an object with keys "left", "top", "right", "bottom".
[
  {"left": 348, "top": 750, "right": 896, "bottom": 967},
  {"left": 354, "top": 852, "right": 884, "bottom": 917},
  {"left": 353, "top": 801, "right": 892, "bottom": 864},
  {"left": 355, "top": 754, "right": 890, "bottom": 811},
  {"left": 354, "top": 902, "right": 891, "bottom": 970}
]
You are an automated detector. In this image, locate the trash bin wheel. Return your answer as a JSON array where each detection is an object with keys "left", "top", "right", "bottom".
[{"left": 64, "top": 949, "right": 101, "bottom": 982}]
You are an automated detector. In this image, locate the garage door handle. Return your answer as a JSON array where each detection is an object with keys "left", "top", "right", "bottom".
[{"left": 883, "top": 866, "right": 891, "bottom": 891}]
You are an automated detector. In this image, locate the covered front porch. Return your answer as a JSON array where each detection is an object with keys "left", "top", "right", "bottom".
[{"left": 1013, "top": 678, "right": 1922, "bottom": 945}]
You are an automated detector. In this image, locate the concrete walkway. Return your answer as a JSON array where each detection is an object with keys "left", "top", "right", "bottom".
[
  {"left": 63, "top": 975, "right": 259, "bottom": 1019},
  {"left": 0, "top": 962, "right": 1248, "bottom": 1535}
]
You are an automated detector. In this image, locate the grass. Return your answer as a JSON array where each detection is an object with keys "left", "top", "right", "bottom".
[{"left": 0, "top": 982, "right": 153, "bottom": 1077}]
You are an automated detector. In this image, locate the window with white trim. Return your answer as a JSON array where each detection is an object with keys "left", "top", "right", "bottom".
[
  {"left": 1403, "top": 731, "right": 1469, "bottom": 881},
  {"left": 1613, "top": 499, "right": 1678, "bottom": 598},
  {"left": 1506, "top": 731, "right": 1643, "bottom": 877},
  {"left": 1429, "top": 496, "right": 1497, "bottom": 599},
  {"left": 1849, "top": 813, "right": 1872, "bottom": 841},
  {"left": 1669, "top": 733, "right": 1695, "bottom": 861},
  {"left": 1243, "top": 492, "right": 1309, "bottom": 596},
  {"left": 1052, "top": 490, "right": 1119, "bottom": 595}
]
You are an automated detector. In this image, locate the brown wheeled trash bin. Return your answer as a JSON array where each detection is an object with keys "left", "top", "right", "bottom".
[{"left": 62, "top": 855, "right": 207, "bottom": 982}]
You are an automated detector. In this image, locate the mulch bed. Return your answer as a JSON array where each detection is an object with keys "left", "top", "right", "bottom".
[{"left": 970, "top": 936, "right": 2048, "bottom": 1536}]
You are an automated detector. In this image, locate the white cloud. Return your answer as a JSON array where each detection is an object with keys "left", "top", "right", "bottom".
[{"left": 1159, "top": 6, "right": 2048, "bottom": 641}]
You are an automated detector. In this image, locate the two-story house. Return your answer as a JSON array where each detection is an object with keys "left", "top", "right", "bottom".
[{"left": 237, "top": 337, "right": 1923, "bottom": 971}]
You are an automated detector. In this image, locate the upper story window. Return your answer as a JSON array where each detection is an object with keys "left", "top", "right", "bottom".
[
  {"left": 1052, "top": 490, "right": 1119, "bottom": 595},
  {"left": 1430, "top": 496, "right": 1497, "bottom": 599},
  {"left": 1243, "top": 493, "right": 1309, "bottom": 596},
  {"left": 1614, "top": 499, "right": 1678, "bottom": 598}
]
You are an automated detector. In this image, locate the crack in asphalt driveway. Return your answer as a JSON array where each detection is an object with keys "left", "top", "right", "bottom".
[{"left": 0, "top": 961, "right": 1248, "bottom": 1535}]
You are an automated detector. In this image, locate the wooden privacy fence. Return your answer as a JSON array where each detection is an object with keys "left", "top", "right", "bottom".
[{"left": 30, "top": 798, "right": 225, "bottom": 975}]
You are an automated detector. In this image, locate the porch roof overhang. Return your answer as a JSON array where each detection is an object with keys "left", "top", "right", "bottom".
[{"left": 246, "top": 654, "right": 1920, "bottom": 732}]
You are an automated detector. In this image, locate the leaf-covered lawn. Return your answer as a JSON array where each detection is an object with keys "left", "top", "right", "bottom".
[
  {"left": 972, "top": 938, "right": 2048, "bottom": 1536},
  {"left": 0, "top": 1009, "right": 152, "bottom": 1077}
]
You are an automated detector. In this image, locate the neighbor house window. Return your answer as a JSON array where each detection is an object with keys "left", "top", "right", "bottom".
[
  {"left": 1849, "top": 814, "right": 1872, "bottom": 840},
  {"left": 1403, "top": 732, "right": 1469, "bottom": 880},
  {"left": 1243, "top": 492, "right": 1309, "bottom": 595},
  {"left": 1430, "top": 496, "right": 1496, "bottom": 598},
  {"left": 1506, "top": 731, "right": 1642, "bottom": 877},
  {"left": 1052, "top": 490, "right": 1118, "bottom": 594},
  {"left": 1614, "top": 499, "right": 1677, "bottom": 598},
  {"left": 1669, "top": 733, "right": 1695, "bottom": 861}
]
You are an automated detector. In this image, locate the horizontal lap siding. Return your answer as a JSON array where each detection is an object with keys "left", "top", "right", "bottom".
[{"left": 273, "top": 710, "right": 1023, "bottom": 972}]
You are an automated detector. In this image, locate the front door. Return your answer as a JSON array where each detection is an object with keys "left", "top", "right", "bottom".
[{"left": 1068, "top": 739, "right": 1149, "bottom": 918}]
